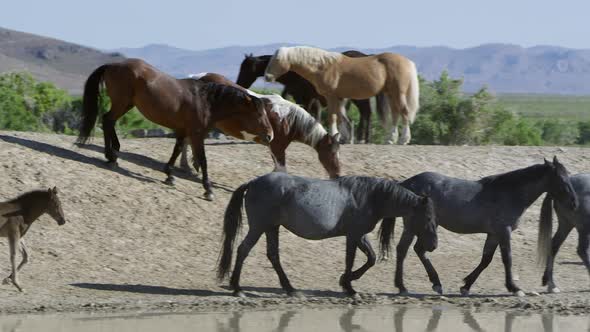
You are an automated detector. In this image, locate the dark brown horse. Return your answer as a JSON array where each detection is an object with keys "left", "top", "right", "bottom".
[
  {"left": 236, "top": 50, "right": 387, "bottom": 143},
  {"left": 77, "top": 59, "right": 273, "bottom": 200},
  {"left": 178, "top": 73, "right": 341, "bottom": 179},
  {"left": 0, "top": 187, "right": 66, "bottom": 292}
]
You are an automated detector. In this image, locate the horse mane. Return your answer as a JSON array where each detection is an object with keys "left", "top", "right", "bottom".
[
  {"left": 247, "top": 92, "right": 326, "bottom": 147},
  {"left": 337, "top": 176, "right": 419, "bottom": 206},
  {"left": 8, "top": 190, "right": 49, "bottom": 205},
  {"left": 279, "top": 46, "right": 342, "bottom": 71},
  {"left": 479, "top": 163, "right": 549, "bottom": 187},
  {"left": 195, "top": 81, "right": 262, "bottom": 111}
]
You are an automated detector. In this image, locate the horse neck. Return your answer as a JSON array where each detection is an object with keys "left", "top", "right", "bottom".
[
  {"left": 14, "top": 191, "right": 50, "bottom": 224},
  {"left": 489, "top": 165, "right": 551, "bottom": 207},
  {"left": 289, "top": 63, "right": 318, "bottom": 84},
  {"left": 255, "top": 58, "right": 270, "bottom": 77},
  {"left": 379, "top": 188, "right": 420, "bottom": 219}
]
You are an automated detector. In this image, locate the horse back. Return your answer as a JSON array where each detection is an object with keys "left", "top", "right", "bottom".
[{"left": 244, "top": 173, "right": 352, "bottom": 239}]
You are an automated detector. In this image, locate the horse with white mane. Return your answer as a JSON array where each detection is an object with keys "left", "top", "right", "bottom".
[
  {"left": 265, "top": 46, "right": 419, "bottom": 144},
  {"left": 172, "top": 73, "right": 341, "bottom": 180}
]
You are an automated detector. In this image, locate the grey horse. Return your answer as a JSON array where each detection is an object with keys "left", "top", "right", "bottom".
[
  {"left": 217, "top": 172, "right": 438, "bottom": 298},
  {"left": 394, "top": 157, "right": 578, "bottom": 297},
  {"left": 538, "top": 173, "right": 590, "bottom": 293}
]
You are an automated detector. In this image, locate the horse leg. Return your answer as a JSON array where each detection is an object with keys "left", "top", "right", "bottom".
[
  {"left": 400, "top": 115, "right": 412, "bottom": 145},
  {"left": 179, "top": 138, "right": 193, "bottom": 173},
  {"left": 102, "top": 105, "right": 131, "bottom": 164},
  {"left": 340, "top": 237, "right": 359, "bottom": 296},
  {"left": 497, "top": 227, "right": 524, "bottom": 296},
  {"left": 394, "top": 229, "right": 415, "bottom": 295},
  {"left": 460, "top": 234, "right": 498, "bottom": 296},
  {"left": 189, "top": 132, "right": 214, "bottom": 201},
  {"left": 387, "top": 97, "right": 400, "bottom": 145},
  {"left": 349, "top": 235, "right": 376, "bottom": 282},
  {"left": 326, "top": 98, "right": 341, "bottom": 136},
  {"left": 542, "top": 222, "right": 573, "bottom": 293},
  {"left": 163, "top": 136, "right": 185, "bottom": 185},
  {"left": 576, "top": 227, "right": 590, "bottom": 282},
  {"left": 413, "top": 241, "right": 443, "bottom": 294},
  {"left": 230, "top": 230, "right": 263, "bottom": 297},
  {"left": 7, "top": 227, "right": 23, "bottom": 292},
  {"left": 265, "top": 226, "right": 297, "bottom": 296},
  {"left": 3, "top": 240, "right": 28, "bottom": 285},
  {"left": 353, "top": 99, "right": 371, "bottom": 144}
]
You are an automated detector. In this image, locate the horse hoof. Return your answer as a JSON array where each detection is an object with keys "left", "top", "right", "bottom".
[
  {"left": 398, "top": 290, "right": 409, "bottom": 296},
  {"left": 514, "top": 290, "right": 526, "bottom": 297},
  {"left": 432, "top": 285, "right": 443, "bottom": 295},
  {"left": 387, "top": 140, "right": 395, "bottom": 145},
  {"left": 549, "top": 287, "right": 561, "bottom": 294},
  {"left": 204, "top": 192, "right": 215, "bottom": 201},
  {"left": 460, "top": 287, "right": 470, "bottom": 296},
  {"left": 349, "top": 292, "right": 361, "bottom": 300},
  {"left": 288, "top": 291, "right": 304, "bottom": 298},
  {"left": 233, "top": 290, "right": 246, "bottom": 298},
  {"left": 164, "top": 177, "right": 175, "bottom": 186},
  {"left": 106, "top": 161, "right": 118, "bottom": 168}
]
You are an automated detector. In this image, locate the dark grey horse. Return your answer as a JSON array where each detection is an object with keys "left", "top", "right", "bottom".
[
  {"left": 217, "top": 172, "right": 437, "bottom": 298},
  {"left": 538, "top": 173, "right": 590, "bottom": 293},
  {"left": 394, "top": 157, "right": 578, "bottom": 297}
]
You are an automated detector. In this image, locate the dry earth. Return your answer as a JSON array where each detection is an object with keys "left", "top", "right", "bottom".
[{"left": 0, "top": 131, "right": 589, "bottom": 315}]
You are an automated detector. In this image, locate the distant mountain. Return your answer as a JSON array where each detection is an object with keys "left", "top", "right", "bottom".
[
  {"left": 2, "top": 25, "right": 589, "bottom": 95},
  {"left": 0, "top": 27, "right": 125, "bottom": 94},
  {"left": 115, "top": 43, "right": 590, "bottom": 94}
]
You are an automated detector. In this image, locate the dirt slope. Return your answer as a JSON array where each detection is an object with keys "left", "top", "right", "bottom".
[{"left": 0, "top": 131, "right": 589, "bottom": 314}]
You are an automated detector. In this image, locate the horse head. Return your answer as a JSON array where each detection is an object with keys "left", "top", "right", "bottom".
[
  {"left": 546, "top": 156, "right": 578, "bottom": 210},
  {"left": 47, "top": 187, "right": 66, "bottom": 226}
]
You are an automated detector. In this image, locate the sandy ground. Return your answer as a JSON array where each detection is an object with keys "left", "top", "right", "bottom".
[{"left": 0, "top": 130, "right": 589, "bottom": 315}]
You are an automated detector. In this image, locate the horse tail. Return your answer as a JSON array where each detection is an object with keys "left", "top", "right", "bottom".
[
  {"left": 217, "top": 182, "right": 249, "bottom": 281},
  {"left": 375, "top": 92, "right": 389, "bottom": 126},
  {"left": 378, "top": 217, "right": 396, "bottom": 260},
  {"left": 537, "top": 194, "right": 554, "bottom": 267},
  {"left": 78, "top": 64, "right": 108, "bottom": 144},
  {"left": 405, "top": 61, "right": 420, "bottom": 124}
]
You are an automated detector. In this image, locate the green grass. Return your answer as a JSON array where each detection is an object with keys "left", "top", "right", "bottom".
[{"left": 497, "top": 94, "right": 590, "bottom": 121}]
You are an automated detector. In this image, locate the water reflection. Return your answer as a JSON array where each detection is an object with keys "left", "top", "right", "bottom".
[{"left": 0, "top": 305, "right": 587, "bottom": 332}]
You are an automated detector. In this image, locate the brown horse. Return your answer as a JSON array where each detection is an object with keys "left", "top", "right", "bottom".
[
  {"left": 77, "top": 59, "right": 274, "bottom": 200},
  {"left": 265, "top": 46, "right": 419, "bottom": 145},
  {"left": 0, "top": 187, "right": 66, "bottom": 292},
  {"left": 177, "top": 73, "right": 341, "bottom": 179}
]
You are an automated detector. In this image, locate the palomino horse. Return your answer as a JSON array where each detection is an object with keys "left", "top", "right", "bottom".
[
  {"left": 0, "top": 187, "right": 66, "bottom": 292},
  {"left": 237, "top": 51, "right": 388, "bottom": 143},
  {"left": 538, "top": 173, "right": 590, "bottom": 293},
  {"left": 77, "top": 59, "right": 273, "bottom": 201},
  {"left": 394, "top": 157, "right": 578, "bottom": 297},
  {"left": 217, "top": 172, "right": 437, "bottom": 298},
  {"left": 179, "top": 73, "right": 341, "bottom": 179},
  {"left": 265, "top": 46, "right": 419, "bottom": 145}
]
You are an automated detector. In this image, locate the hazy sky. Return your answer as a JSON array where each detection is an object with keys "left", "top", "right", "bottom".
[{"left": 1, "top": 0, "right": 588, "bottom": 51}]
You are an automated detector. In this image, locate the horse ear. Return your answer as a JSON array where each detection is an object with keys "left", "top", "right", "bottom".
[
  {"left": 52, "top": 186, "right": 58, "bottom": 194},
  {"left": 553, "top": 156, "right": 560, "bottom": 165},
  {"left": 544, "top": 158, "right": 552, "bottom": 167}
]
